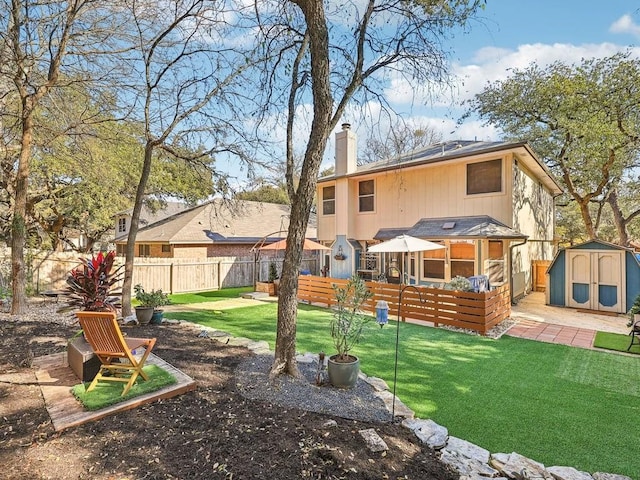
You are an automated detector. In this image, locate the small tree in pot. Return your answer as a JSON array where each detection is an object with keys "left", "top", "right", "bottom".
[{"left": 328, "top": 274, "right": 373, "bottom": 388}]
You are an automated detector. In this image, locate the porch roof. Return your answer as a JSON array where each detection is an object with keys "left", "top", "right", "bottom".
[{"left": 372, "top": 216, "right": 527, "bottom": 241}]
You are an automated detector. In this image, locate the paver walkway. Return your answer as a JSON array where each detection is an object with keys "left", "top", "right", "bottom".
[{"left": 506, "top": 319, "right": 596, "bottom": 349}]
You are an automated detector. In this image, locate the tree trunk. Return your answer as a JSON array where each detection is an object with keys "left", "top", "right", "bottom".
[
  {"left": 121, "top": 143, "right": 155, "bottom": 317},
  {"left": 271, "top": 0, "right": 333, "bottom": 377},
  {"left": 607, "top": 189, "right": 629, "bottom": 246}
]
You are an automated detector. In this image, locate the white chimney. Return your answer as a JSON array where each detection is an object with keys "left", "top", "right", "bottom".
[{"left": 335, "top": 123, "right": 357, "bottom": 175}]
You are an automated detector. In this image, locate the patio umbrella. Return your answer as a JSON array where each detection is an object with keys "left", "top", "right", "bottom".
[
  {"left": 258, "top": 238, "right": 330, "bottom": 251},
  {"left": 368, "top": 235, "right": 444, "bottom": 421},
  {"left": 367, "top": 234, "right": 444, "bottom": 253}
]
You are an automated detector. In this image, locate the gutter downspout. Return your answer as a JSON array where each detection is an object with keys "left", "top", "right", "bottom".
[{"left": 509, "top": 238, "right": 528, "bottom": 305}]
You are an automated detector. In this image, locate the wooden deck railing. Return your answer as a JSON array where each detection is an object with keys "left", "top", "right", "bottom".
[{"left": 297, "top": 275, "right": 511, "bottom": 335}]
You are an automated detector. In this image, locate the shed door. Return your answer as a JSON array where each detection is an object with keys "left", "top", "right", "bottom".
[{"left": 566, "top": 250, "right": 624, "bottom": 313}]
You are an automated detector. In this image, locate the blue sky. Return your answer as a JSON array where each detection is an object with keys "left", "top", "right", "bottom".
[
  {"left": 222, "top": 2, "right": 640, "bottom": 184},
  {"left": 406, "top": 1, "right": 640, "bottom": 142}
]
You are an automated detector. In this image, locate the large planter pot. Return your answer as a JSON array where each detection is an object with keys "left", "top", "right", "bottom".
[
  {"left": 256, "top": 281, "right": 276, "bottom": 296},
  {"left": 150, "top": 309, "right": 164, "bottom": 325},
  {"left": 135, "top": 306, "right": 154, "bottom": 325},
  {"left": 327, "top": 354, "right": 360, "bottom": 389}
]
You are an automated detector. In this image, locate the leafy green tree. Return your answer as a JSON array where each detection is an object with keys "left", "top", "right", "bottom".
[
  {"left": 0, "top": 0, "right": 126, "bottom": 313},
  {"left": 236, "top": 184, "right": 290, "bottom": 205},
  {"left": 465, "top": 52, "right": 640, "bottom": 245}
]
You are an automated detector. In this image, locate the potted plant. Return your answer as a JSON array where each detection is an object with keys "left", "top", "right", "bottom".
[
  {"left": 134, "top": 284, "right": 170, "bottom": 325},
  {"left": 60, "top": 251, "right": 123, "bottom": 381},
  {"left": 627, "top": 292, "right": 640, "bottom": 327},
  {"left": 327, "top": 274, "right": 373, "bottom": 388},
  {"left": 256, "top": 261, "right": 278, "bottom": 296}
]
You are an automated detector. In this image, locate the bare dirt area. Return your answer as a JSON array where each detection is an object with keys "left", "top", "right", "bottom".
[{"left": 0, "top": 302, "right": 457, "bottom": 480}]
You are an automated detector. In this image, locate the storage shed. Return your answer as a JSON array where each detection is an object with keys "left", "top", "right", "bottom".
[{"left": 546, "top": 239, "right": 640, "bottom": 314}]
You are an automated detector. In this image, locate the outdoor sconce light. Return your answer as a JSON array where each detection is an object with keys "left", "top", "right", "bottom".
[{"left": 375, "top": 300, "right": 389, "bottom": 328}]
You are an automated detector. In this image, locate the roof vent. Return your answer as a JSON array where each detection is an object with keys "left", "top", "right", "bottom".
[{"left": 442, "top": 222, "right": 456, "bottom": 230}]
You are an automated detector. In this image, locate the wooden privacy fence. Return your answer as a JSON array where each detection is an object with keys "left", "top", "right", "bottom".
[
  {"left": 298, "top": 275, "right": 511, "bottom": 335},
  {"left": 9, "top": 251, "right": 318, "bottom": 294}
]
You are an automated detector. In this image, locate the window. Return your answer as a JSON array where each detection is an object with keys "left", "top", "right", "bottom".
[
  {"left": 450, "top": 240, "right": 475, "bottom": 278},
  {"left": 161, "top": 244, "right": 171, "bottom": 253},
  {"left": 486, "top": 240, "right": 505, "bottom": 284},
  {"left": 422, "top": 242, "right": 445, "bottom": 280},
  {"left": 322, "top": 186, "right": 335, "bottom": 215},
  {"left": 138, "top": 244, "right": 150, "bottom": 257},
  {"left": 358, "top": 180, "right": 374, "bottom": 212},
  {"left": 116, "top": 244, "right": 126, "bottom": 255},
  {"left": 118, "top": 217, "right": 126, "bottom": 233},
  {"left": 467, "top": 159, "right": 502, "bottom": 195}
]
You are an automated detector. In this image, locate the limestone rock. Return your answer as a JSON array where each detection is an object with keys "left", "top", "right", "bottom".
[
  {"left": 491, "top": 452, "right": 512, "bottom": 471},
  {"left": 374, "top": 390, "right": 414, "bottom": 419},
  {"left": 295, "top": 352, "right": 317, "bottom": 364},
  {"left": 592, "top": 473, "right": 633, "bottom": 480},
  {"left": 227, "top": 336, "right": 252, "bottom": 347},
  {"left": 445, "top": 436, "right": 491, "bottom": 464},
  {"left": 440, "top": 448, "right": 500, "bottom": 477},
  {"left": 402, "top": 418, "right": 448, "bottom": 450},
  {"left": 359, "top": 428, "right": 388, "bottom": 453},
  {"left": 500, "top": 452, "right": 553, "bottom": 480},
  {"left": 547, "top": 465, "right": 593, "bottom": 480},
  {"left": 364, "top": 376, "right": 389, "bottom": 392}
]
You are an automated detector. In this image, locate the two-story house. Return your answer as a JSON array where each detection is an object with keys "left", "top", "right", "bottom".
[{"left": 316, "top": 124, "right": 563, "bottom": 300}]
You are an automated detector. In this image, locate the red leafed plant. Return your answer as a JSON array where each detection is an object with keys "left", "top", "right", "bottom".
[{"left": 61, "top": 251, "right": 123, "bottom": 312}]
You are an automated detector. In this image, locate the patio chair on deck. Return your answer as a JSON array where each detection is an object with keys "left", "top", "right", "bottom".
[
  {"left": 77, "top": 311, "right": 157, "bottom": 396},
  {"left": 628, "top": 321, "right": 640, "bottom": 352}
]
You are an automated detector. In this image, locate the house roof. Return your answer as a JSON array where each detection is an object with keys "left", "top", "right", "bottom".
[
  {"left": 114, "top": 202, "right": 193, "bottom": 228},
  {"left": 114, "top": 200, "right": 316, "bottom": 245},
  {"left": 373, "top": 215, "right": 527, "bottom": 240},
  {"left": 320, "top": 140, "right": 563, "bottom": 196}
]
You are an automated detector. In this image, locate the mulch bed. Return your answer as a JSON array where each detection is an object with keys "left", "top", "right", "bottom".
[{"left": 0, "top": 303, "right": 457, "bottom": 479}]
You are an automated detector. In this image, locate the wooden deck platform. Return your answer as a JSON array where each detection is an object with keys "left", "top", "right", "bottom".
[{"left": 32, "top": 352, "right": 197, "bottom": 432}]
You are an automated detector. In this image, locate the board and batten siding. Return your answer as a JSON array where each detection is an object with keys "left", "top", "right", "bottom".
[{"left": 319, "top": 151, "right": 515, "bottom": 242}]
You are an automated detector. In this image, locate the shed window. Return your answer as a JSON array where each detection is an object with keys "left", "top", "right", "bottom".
[
  {"left": 358, "top": 180, "right": 374, "bottom": 212},
  {"left": 467, "top": 159, "right": 502, "bottom": 195},
  {"left": 161, "top": 245, "right": 171, "bottom": 253},
  {"left": 322, "top": 186, "right": 335, "bottom": 215},
  {"left": 138, "top": 244, "right": 150, "bottom": 257}
]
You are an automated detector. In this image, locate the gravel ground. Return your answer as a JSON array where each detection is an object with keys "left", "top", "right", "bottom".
[{"left": 236, "top": 354, "right": 392, "bottom": 423}]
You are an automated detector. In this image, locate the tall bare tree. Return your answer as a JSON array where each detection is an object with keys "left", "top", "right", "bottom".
[
  {"left": 362, "top": 120, "right": 443, "bottom": 164},
  {"left": 254, "top": 0, "right": 485, "bottom": 377},
  {"left": 117, "top": 0, "right": 259, "bottom": 316}
]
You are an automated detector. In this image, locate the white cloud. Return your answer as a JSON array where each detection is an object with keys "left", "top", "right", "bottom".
[
  {"left": 610, "top": 14, "right": 640, "bottom": 37},
  {"left": 386, "top": 42, "right": 640, "bottom": 109}
]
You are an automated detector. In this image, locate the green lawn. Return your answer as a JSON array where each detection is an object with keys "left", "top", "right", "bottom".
[
  {"left": 165, "top": 291, "right": 640, "bottom": 478},
  {"left": 168, "top": 287, "right": 253, "bottom": 305}
]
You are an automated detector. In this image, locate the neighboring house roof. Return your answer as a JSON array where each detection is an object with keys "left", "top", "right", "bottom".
[
  {"left": 115, "top": 200, "right": 316, "bottom": 245},
  {"left": 319, "top": 139, "right": 563, "bottom": 196},
  {"left": 373, "top": 215, "right": 527, "bottom": 241},
  {"left": 114, "top": 202, "right": 193, "bottom": 229}
]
